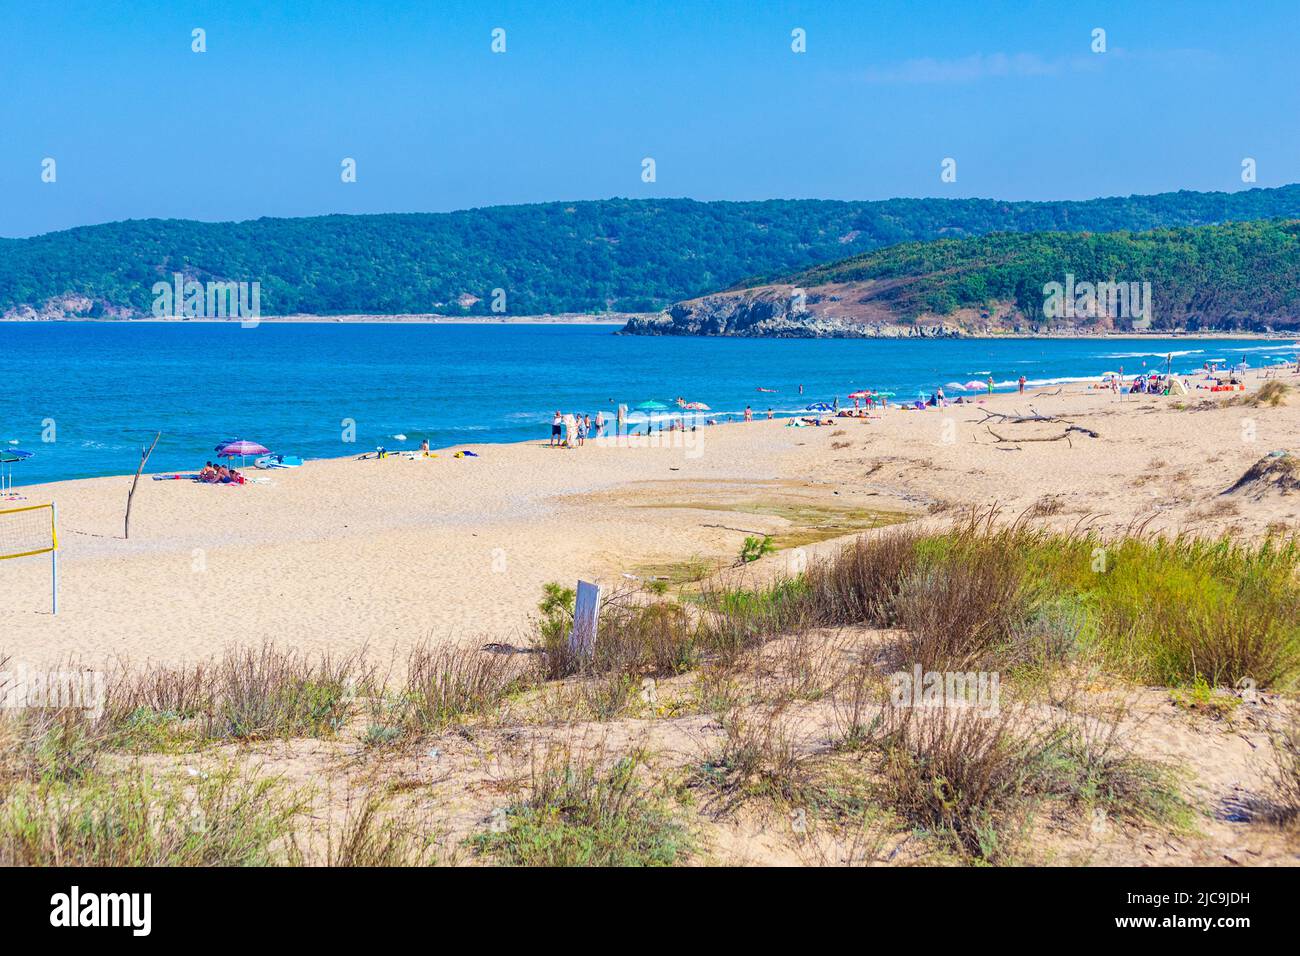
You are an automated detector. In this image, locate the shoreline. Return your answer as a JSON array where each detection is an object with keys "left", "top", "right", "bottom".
[
  {"left": 0, "top": 313, "right": 635, "bottom": 326},
  {"left": 2, "top": 314, "right": 1298, "bottom": 340}
]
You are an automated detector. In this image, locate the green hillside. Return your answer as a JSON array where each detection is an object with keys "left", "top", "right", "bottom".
[
  {"left": 752, "top": 219, "right": 1300, "bottom": 330},
  {"left": 6, "top": 187, "right": 1300, "bottom": 317}
]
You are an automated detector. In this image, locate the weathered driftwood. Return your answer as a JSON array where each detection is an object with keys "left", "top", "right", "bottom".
[
  {"left": 984, "top": 424, "right": 1100, "bottom": 447},
  {"left": 976, "top": 405, "right": 1073, "bottom": 425},
  {"left": 124, "top": 431, "right": 161, "bottom": 539}
]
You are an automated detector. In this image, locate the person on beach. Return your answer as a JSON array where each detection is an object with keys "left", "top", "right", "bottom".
[
  {"left": 1018, "top": 375, "right": 1026, "bottom": 394},
  {"left": 583, "top": 414, "right": 592, "bottom": 444},
  {"left": 550, "top": 411, "right": 563, "bottom": 447},
  {"left": 594, "top": 411, "right": 605, "bottom": 438},
  {"left": 936, "top": 385, "right": 945, "bottom": 405},
  {"left": 986, "top": 375, "right": 996, "bottom": 394},
  {"left": 767, "top": 408, "right": 774, "bottom": 420},
  {"left": 744, "top": 406, "right": 753, "bottom": 422},
  {"left": 199, "top": 461, "right": 217, "bottom": 481},
  {"left": 419, "top": 438, "right": 430, "bottom": 456}
]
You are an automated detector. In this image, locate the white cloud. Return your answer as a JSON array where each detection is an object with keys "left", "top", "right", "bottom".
[
  {"left": 862, "top": 47, "right": 1219, "bottom": 85},
  {"left": 863, "top": 51, "right": 1094, "bottom": 84}
]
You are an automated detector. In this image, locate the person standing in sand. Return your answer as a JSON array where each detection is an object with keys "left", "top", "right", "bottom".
[
  {"left": 1018, "top": 375, "right": 1026, "bottom": 394},
  {"left": 744, "top": 406, "right": 753, "bottom": 422},
  {"left": 594, "top": 410, "right": 605, "bottom": 438},
  {"left": 550, "top": 411, "right": 563, "bottom": 447},
  {"left": 986, "top": 375, "right": 995, "bottom": 394}
]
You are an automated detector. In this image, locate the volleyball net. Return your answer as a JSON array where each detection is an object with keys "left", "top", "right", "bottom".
[{"left": 0, "top": 503, "right": 59, "bottom": 613}]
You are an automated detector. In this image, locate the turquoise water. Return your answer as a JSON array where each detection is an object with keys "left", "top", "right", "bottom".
[{"left": 3, "top": 322, "right": 1295, "bottom": 485}]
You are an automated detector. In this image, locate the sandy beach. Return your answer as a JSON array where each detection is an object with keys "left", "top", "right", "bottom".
[{"left": 5, "top": 366, "right": 1299, "bottom": 670}]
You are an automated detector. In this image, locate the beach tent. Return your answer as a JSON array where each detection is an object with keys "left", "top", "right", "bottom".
[{"left": 1166, "top": 377, "right": 1190, "bottom": 396}]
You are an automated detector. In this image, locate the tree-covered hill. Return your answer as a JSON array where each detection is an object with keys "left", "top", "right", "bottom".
[
  {"left": 624, "top": 219, "right": 1300, "bottom": 336},
  {"left": 760, "top": 219, "right": 1300, "bottom": 329},
  {"left": 6, "top": 187, "right": 1300, "bottom": 318}
]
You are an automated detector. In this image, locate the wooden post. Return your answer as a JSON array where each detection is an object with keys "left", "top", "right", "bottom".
[
  {"left": 124, "top": 432, "right": 161, "bottom": 540},
  {"left": 568, "top": 580, "right": 601, "bottom": 661}
]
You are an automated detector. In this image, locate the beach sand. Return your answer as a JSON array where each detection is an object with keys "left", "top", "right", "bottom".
[{"left": 4, "top": 368, "right": 1299, "bottom": 670}]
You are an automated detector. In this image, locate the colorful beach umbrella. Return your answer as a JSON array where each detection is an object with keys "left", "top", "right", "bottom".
[
  {"left": 963, "top": 380, "right": 987, "bottom": 391},
  {"left": 215, "top": 439, "right": 270, "bottom": 466},
  {"left": 215, "top": 439, "right": 269, "bottom": 457},
  {"left": 847, "top": 390, "right": 873, "bottom": 399}
]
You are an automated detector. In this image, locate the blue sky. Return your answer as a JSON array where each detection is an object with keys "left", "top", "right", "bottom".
[{"left": 1, "top": 0, "right": 1297, "bottom": 237}]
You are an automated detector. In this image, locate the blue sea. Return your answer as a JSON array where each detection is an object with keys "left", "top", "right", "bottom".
[{"left": 3, "top": 322, "right": 1296, "bottom": 486}]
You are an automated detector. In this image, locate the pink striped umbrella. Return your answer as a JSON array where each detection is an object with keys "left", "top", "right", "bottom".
[{"left": 215, "top": 439, "right": 269, "bottom": 465}]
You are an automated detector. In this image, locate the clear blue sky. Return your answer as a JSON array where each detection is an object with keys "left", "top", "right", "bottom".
[{"left": 1, "top": 0, "right": 1297, "bottom": 237}]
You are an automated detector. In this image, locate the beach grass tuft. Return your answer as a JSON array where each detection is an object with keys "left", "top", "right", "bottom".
[{"left": 469, "top": 748, "right": 690, "bottom": 866}]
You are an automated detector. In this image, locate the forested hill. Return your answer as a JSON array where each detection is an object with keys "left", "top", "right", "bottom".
[
  {"left": 6, "top": 187, "right": 1300, "bottom": 318},
  {"left": 622, "top": 219, "right": 1300, "bottom": 337}
]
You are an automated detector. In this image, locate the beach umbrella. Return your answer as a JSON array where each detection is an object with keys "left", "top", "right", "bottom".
[
  {"left": 963, "top": 380, "right": 987, "bottom": 391},
  {"left": 942, "top": 382, "right": 966, "bottom": 392},
  {"left": 805, "top": 402, "right": 833, "bottom": 412},
  {"left": 215, "top": 439, "right": 269, "bottom": 466},
  {"left": 847, "top": 390, "right": 873, "bottom": 399},
  {"left": 682, "top": 401, "right": 710, "bottom": 410},
  {"left": 0, "top": 449, "right": 32, "bottom": 494},
  {"left": 635, "top": 400, "right": 669, "bottom": 411}
]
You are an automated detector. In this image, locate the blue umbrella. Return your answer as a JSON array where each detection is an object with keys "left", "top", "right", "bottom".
[{"left": 805, "top": 402, "right": 833, "bottom": 412}]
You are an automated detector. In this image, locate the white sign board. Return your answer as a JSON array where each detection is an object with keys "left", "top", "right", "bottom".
[{"left": 569, "top": 580, "right": 601, "bottom": 660}]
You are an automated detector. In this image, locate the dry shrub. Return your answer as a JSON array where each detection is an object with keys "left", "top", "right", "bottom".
[
  {"left": 213, "top": 643, "right": 366, "bottom": 740},
  {"left": 875, "top": 704, "right": 1050, "bottom": 862},
  {"left": 802, "top": 527, "right": 921, "bottom": 627},
  {"left": 536, "top": 589, "right": 700, "bottom": 681},
  {"left": 893, "top": 557, "right": 1035, "bottom": 673},
  {"left": 693, "top": 703, "right": 813, "bottom": 810},
  {"left": 401, "top": 642, "right": 527, "bottom": 732},
  {"left": 324, "top": 788, "right": 443, "bottom": 866},
  {"left": 471, "top": 746, "right": 689, "bottom": 866},
  {"left": 698, "top": 578, "right": 811, "bottom": 663},
  {"left": 1264, "top": 711, "right": 1300, "bottom": 826}
]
